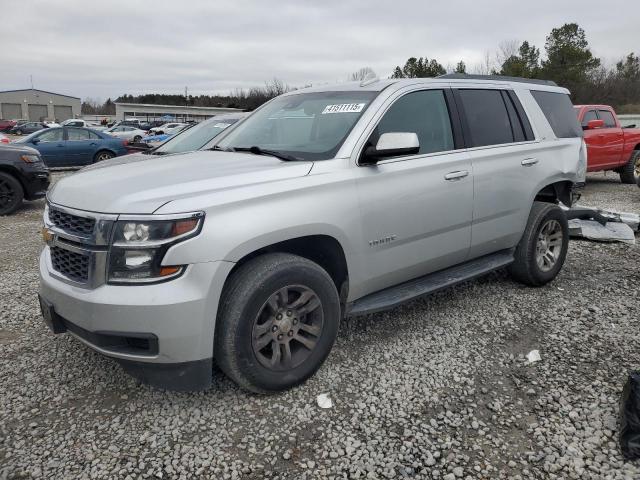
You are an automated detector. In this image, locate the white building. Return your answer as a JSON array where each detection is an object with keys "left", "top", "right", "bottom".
[
  {"left": 114, "top": 102, "right": 242, "bottom": 122},
  {"left": 0, "top": 89, "right": 81, "bottom": 121}
]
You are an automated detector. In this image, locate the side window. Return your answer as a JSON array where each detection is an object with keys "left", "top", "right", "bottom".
[
  {"left": 37, "top": 129, "right": 63, "bottom": 142},
  {"left": 531, "top": 91, "right": 582, "bottom": 138},
  {"left": 582, "top": 110, "right": 598, "bottom": 127},
  {"left": 67, "top": 128, "right": 90, "bottom": 141},
  {"left": 88, "top": 131, "right": 102, "bottom": 140},
  {"left": 598, "top": 110, "right": 616, "bottom": 128},
  {"left": 457, "top": 89, "right": 514, "bottom": 147},
  {"left": 371, "top": 89, "right": 454, "bottom": 156}
]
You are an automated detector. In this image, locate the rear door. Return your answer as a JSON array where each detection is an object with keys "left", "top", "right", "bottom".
[
  {"left": 597, "top": 108, "right": 624, "bottom": 167},
  {"left": 355, "top": 87, "right": 473, "bottom": 296},
  {"left": 454, "top": 87, "right": 543, "bottom": 258},
  {"left": 63, "top": 128, "right": 94, "bottom": 166}
]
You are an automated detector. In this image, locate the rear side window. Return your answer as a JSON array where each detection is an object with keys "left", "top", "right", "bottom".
[
  {"left": 457, "top": 89, "right": 514, "bottom": 147},
  {"left": 373, "top": 89, "right": 455, "bottom": 155},
  {"left": 67, "top": 128, "right": 90, "bottom": 140},
  {"left": 531, "top": 91, "right": 582, "bottom": 138},
  {"left": 88, "top": 131, "right": 102, "bottom": 140},
  {"left": 598, "top": 110, "right": 616, "bottom": 128}
]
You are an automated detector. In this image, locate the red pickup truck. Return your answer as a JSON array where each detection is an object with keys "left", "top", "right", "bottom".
[{"left": 574, "top": 105, "right": 640, "bottom": 184}]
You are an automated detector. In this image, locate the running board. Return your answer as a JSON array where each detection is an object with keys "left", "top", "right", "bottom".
[{"left": 346, "top": 249, "right": 515, "bottom": 317}]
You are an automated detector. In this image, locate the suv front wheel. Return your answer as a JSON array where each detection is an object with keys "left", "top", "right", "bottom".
[
  {"left": 215, "top": 253, "right": 341, "bottom": 393},
  {"left": 508, "top": 201, "right": 569, "bottom": 286}
]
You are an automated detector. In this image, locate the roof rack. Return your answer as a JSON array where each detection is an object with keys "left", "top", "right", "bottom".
[{"left": 438, "top": 73, "right": 558, "bottom": 87}]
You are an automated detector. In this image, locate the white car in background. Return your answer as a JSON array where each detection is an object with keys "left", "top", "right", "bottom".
[
  {"left": 60, "top": 118, "right": 107, "bottom": 131},
  {"left": 105, "top": 125, "right": 147, "bottom": 142},
  {"left": 148, "top": 122, "right": 187, "bottom": 135}
]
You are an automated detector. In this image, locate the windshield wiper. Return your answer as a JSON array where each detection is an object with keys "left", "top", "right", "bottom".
[{"left": 231, "top": 146, "right": 299, "bottom": 162}]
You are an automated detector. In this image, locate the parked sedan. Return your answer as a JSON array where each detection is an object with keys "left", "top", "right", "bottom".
[
  {"left": 105, "top": 125, "right": 147, "bottom": 142},
  {"left": 14, "top": 127, "right": 128, "bottom": 167},
  {"left": 9, "top": 122, "right": 46, "bottom": 136},
  {"left": 148, "top": 122, "right": 187, "bottom": 135}
]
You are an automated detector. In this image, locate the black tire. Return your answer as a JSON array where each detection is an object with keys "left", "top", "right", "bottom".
[
  {"left": 133, "top": 135, "right": 142, "bottom": 142},
  {"left": 0, "top": 172, "right": 24, "bottom": 215},
  {"left": 508, "top": 201, "right": 569, "bottom": 287},
  {"left": 619, "top": 150, "right": 640, "bottom": 185},
  {"left": 215, "top": 253, "right": 340, "bottom": 393},
  {"left": 93, "top": 150, "right": 114, "bottom": 163},
  {"left": 14, "top": 130, "right": 22, "bottom": 136}
]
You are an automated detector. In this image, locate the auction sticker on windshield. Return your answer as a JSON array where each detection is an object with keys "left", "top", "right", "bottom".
[
  {"left": 213, "top": 123, "right": 232, "bottom": 128},
  {"left": 322, "top": 103, "right": 366, "bottom": 114}
]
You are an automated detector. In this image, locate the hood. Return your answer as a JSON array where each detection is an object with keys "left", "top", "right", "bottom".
[
  {"left": 0, "top": 143, "right": 40, "bottom": 155},
  {"left": 48, "top": 150, "right": 313, "bottom": 214}
]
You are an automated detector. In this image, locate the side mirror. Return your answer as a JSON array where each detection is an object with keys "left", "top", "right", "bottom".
[
  {"left": 586, "top": 119, "right": 604, "bottom": 130},
  {"left": 362, "top": 132, "right": 420, "bottom": 164}
]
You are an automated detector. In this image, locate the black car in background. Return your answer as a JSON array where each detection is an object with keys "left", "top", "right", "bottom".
[
  {"left": 0, "top": 144, "right": 50, "bottom": 215},
  {"left": 9, "top": 122, "right": 47, "bottom": 136}
]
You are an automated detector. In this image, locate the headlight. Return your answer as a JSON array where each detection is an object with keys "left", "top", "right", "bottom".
[
  {"left": 20, "top": 154, "right": 42, "bottom": 164},
  {"left": 108, "top": 212, "right": 204, "bottom": 284}
]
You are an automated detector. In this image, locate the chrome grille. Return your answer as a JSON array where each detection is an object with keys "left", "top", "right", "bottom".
[
  {"left": 49, "top": 208, "right": 95, "bottom": 236},
  {"left": 50, "top": 246, "right": 90, "bottom": 283}
]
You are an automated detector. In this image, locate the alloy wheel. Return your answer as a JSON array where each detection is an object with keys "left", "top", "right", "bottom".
[
  {"left": 535, "top": 219, "right": 563, "bottom": 272},
  {"left": 0, "top": 177, "right": 17, "bottom": 212},
  {"left": 251, "top": 285, "right": 323, "bottom": 371}
]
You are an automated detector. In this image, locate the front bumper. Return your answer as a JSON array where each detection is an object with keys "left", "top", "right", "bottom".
[
  {"left": 22, "top": 168, "right": 50, "bottom": 200},
  {"left": 39, "top": 249, "right": 234, "bottom": 389}
]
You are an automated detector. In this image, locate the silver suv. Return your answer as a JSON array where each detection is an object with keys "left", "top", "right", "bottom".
[{"left": 39, "top": 76, "right": 587, "bottom": 392}]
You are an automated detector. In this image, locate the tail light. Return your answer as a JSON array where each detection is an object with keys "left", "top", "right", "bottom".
[{"left": 1, "top": 138, "right": 9, "bottom": 144}]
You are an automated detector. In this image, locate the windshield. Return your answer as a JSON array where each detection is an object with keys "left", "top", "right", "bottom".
[
  {"left": 153, "top": 119, "right": 240, "bottom": 154},
  {"left": 216, "top": 91, "right": 377, "bottom": 161}
]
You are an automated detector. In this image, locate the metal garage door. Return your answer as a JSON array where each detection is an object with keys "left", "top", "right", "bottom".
[
  {"left": 53, "top": 105, "right": 73, "bottom": 121},
  {"left": 28, "top": 104, "right": 48, "bottom": 121},
  {"left": 1, "top": 103, "right": 22, "bottom": 119}
]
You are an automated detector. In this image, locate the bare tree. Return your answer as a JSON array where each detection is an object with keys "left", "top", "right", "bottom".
[
  {"left": 349, "top": 67, "right": 376, "bottom": 81},
  {"left": 495, "top": 40, "right": 520, "bottom": 67},
  {"left": 472, "top": 51, "right": 495, "bottom": 75}
]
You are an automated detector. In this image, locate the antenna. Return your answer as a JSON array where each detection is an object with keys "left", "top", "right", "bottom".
[{"left": 30, "top": 74, "right": 34, "bottom": 89}]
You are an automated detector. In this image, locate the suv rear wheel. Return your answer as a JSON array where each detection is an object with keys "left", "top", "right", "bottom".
[
  {"left": 508, "top": 201, "right": 569, "bottom": 286},
  {"left": 0, "top": 172, "right": 24, "bottom": 215},
  {"left": 215, "top": 253, "right": 340, "bottom": 393},
  {"left": 619, "top": 150, "right": 640, "bottom": 185}
]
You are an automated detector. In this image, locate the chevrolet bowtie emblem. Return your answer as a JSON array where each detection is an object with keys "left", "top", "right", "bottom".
[{"left": 42, "top": 228, "right": 54, "bottom": 244}]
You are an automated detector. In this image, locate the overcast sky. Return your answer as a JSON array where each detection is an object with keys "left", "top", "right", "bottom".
[{"left": 2, "top": 0, "right": 638, "bottom": 101}]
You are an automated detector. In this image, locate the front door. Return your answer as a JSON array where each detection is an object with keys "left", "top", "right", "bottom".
[
  {"left": 596, "top": 109, "right": 624, "bottom": 168},
  {"left": 31, "top": 128, "right": 65, "bottom": 166},
  {"left": 355, "top": 88, "right": 473, "bottom": 297}
]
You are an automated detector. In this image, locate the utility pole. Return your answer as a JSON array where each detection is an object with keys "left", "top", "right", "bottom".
[
  {"left": 185, "top": 86, "right": 188, "bottom": 122},
  {"left": 30, "top": 74, "right": 34, "bottom": 90}
]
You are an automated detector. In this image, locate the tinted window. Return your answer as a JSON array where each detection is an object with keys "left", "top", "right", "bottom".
[
  {"left": 502, "top": 92, "right": 526, "bottom": 142},
  {"left": 37, "top": 129, "right": 63, "bottom": 142},
  {"left": 372, "top": 90, "right": 454, "bottom": 155},
  {"left": 581, "top": 110, "right": 598, "bottom": 126},
  {"left": 531, "top": 91, "right": 582, "bottom": 138},
  {"left": 67, "top": 128, "right": 90, "bottom": 140},
  {"left": 458, "top": 89, "right": 514, "bottom": 147},
  {"left": 598, "top": 110, "right": 616, "bottom": 128}
]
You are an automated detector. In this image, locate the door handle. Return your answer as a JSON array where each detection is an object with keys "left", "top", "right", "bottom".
[
  {"left": 444, "top": 170, "right": 469, "bottom": 181},
  {"left": 521, "top": 158, "right": 539, "bottom": 166}
]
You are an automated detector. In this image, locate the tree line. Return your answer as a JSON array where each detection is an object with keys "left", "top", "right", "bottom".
[{"left": 82, "top": 23, "right": 640, "bottom": 115}]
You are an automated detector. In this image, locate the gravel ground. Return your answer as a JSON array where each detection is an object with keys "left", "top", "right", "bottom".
[{"left": 1, "top": 172, "right": 639, "bottom": 479}]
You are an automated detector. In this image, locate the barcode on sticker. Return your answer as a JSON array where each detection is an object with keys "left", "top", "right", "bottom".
[
  {"left": 213, "top": 123, "right": 231, "bottom": 128},
  {"left": 322, "top": 103, "right": 366, "bottom": 114}
]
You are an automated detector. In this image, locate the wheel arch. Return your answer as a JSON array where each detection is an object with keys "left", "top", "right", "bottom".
[
  {"left": 228, "top": 234, "right": 350, "bottom": 306},
  {"left": 0, "top": 165, "right": 27, "bottom": 193},
  {"left": 533, "top": 180, "right": 574, "bottom": 207}
]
